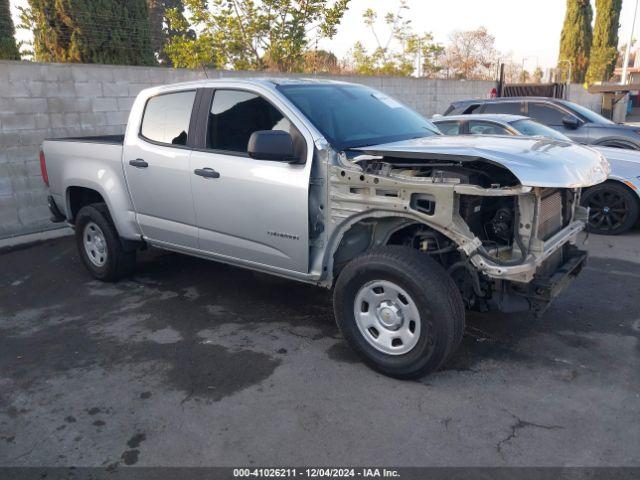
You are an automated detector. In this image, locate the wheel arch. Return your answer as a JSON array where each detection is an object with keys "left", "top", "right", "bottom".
[
  {"left": 66, "top": 186, "right": 106, "bottom": 223},
  {"left": 63, "top": 180, "right": 141, "bottom": 241},
  {"left": 592, "top": 137, "right": 640, "bottom": 150},
  {"left": 322, "top": 210, "right": 457, "bottom": 287},
  {"left": 582, "top": 178, "right": 640, "bottom": 204}
]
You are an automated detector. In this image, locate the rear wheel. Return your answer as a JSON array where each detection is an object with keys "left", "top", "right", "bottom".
[
  {"left": 75, "top": 203, "right": 136, "bottom": 281},
  {"left": 581, "top": 182, "right": 639, "bottom": 235},
  {"left": 333, "top": 246, "right": 465, "bottom": 379}
]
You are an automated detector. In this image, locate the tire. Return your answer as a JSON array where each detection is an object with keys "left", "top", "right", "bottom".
[
  {"left": 581, "top": 182, "right": 639, "bottom": 235},
  {"left": 333, "top": 246, "right": 465, "bottom": 379},
  {"left": 75, "top": 203, "right": 136, "bottom": 281}
]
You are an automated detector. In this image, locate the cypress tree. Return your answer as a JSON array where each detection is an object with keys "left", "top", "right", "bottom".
[
  {"left": 25, "top": 0, "right": 155, "bottom": 65},
  {"left": 0, "top": 0, "right": 20, "bottom": 59},
  {"left": 558, "top": 0, "right": 593, "bottom": 83},
  {"left": 586, "top": 0, "right": 622, "bottom": 83}
]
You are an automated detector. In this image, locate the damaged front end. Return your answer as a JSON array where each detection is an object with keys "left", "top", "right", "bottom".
[{"left": 326, "top": 136, "right": 609, "bottom": 314}]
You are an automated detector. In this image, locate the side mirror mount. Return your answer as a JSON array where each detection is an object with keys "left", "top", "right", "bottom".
[
  {"left": 562, "top": 116, "right": 581, "bottom": 129},
  {"left": 248, "top": 130, "right": 298, "bottom": 163}
]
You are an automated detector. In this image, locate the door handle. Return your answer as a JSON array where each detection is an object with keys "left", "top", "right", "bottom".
[
  {"left": 129, "top": 158, "right": 148, "bottom": 168},
  {"left": 194, "top": 168, "right": 220, "bottom": 179}
]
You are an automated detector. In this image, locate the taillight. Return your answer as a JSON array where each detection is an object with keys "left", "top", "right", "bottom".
[{"left": 39, "top": 150, "right": 49, "bottom": 186}]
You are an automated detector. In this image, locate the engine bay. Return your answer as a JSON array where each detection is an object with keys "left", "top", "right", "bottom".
[
  {"left": 355, "top": 156, "right": 527, "bottom": 257},
  {"left": 330, "top": 154, "right": 581, "bottom": 311}
]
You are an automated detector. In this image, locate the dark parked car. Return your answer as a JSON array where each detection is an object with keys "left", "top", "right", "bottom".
[
  {"left": 432, "top": 114, "right": 640, "bottom": 235},
  {"left": 443, "top": 97, "right": 640, "bottom": 150}
]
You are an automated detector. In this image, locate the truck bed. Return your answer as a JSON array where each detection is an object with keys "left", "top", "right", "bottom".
[
  {"left": 46, "top": 135, "right": 125, "bottom": 145},
  {"left": 43, "top": 135, "right": 127, "bottom": 222}
]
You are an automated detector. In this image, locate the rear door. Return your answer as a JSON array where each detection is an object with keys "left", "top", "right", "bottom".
[
  {"left": 481, "top": 101, "right": 526, "bottom": 115},
  {"left": 123, "top": 90, "right": 199, "bottom": 248},
  {"left": 189, "top": 88, "right": 312, "bottom": 273}
]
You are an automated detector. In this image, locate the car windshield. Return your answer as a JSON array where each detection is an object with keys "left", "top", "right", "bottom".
[
  {"left": 277, "top": 84, "right": 440, "bottom": 150},
  {"left": 510, "top": 119, "right": 572, "bottom": 141},
  {"left": 567, "top": 102, "right": 615, "bottom": 125}
]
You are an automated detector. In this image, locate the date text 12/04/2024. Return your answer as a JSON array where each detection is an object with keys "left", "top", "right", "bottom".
[{"left": 232, "top": 468, "right": 400, "bottom": 478}]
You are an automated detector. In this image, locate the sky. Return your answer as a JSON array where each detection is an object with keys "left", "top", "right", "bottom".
[{"left": 9, "top": 0, "right": 640, "bottom": 70}]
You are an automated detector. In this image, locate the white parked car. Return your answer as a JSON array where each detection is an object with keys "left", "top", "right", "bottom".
[{"left": 433, "top": 114, "right": 640, "bottom": 235}]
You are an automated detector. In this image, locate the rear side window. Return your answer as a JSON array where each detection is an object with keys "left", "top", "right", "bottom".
[
  {"left": 462, "top": 104, "right": 483, "bottom": 114},
  {"left": 140, "top": 91, "right": 196, "bottom": 146},
  {"left": 481, "top": 102, "right": 525, "bottom": 115},
  {"left": 527, "top": 103, "right": 567, "bottom": 125},
  {"left": 207, "top": 89, "right": 294, "bottom": 154},
  {"left": 436, "top": 121, "right": 462, "bottom": 135},
  {"left": 468, "top": 121, "right": 511, "bottom": 135}
]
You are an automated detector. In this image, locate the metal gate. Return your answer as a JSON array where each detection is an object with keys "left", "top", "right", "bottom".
[
  {"left": 495, "top": 64, "right": 567, "bottom": 99},
  {"left": 500, "top": 83, "right": 566, "bottom": 99}
]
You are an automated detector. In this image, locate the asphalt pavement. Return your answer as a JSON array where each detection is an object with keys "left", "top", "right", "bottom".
[{"left": 1, "top": 230, "right": 639, "bottom": 467}]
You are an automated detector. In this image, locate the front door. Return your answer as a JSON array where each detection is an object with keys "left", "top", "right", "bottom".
[
  {"left": 189, "top": 88, "right": 311, "bottom": 272},
  {"left": 123, "top": 90, "right": 198, "bottom": 248},
  {"left": 527, "top": 101, "right": 591, "bottom": 144}
]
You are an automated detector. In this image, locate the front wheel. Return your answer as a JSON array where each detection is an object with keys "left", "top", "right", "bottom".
[
  {"left": 333, "top": 246, "right": 465, "bottom": 379},
  {"left": 581, "top": 182, "right": 639, "bottom": 235}
]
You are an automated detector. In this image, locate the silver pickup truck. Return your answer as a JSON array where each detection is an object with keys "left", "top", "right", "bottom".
[{"left": 41, "top": 78, "right": 609, "bottom": 378}]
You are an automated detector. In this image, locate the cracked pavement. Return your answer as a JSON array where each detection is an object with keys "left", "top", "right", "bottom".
[{"left": 0, "top": 231, "right": 639, "bottom": 467}]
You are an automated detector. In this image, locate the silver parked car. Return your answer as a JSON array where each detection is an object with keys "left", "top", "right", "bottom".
[{"left": 433, "top": 114, "right": 640, "bottom": 235}]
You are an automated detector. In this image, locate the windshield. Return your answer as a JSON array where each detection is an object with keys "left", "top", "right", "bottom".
[
  {"left": 277, "top": 84, "right": 440, "bottom": 150},
  {"left": 567, "top": 102, "right": 615, "bottom": 125},
  {"left": 510, "top": 119, "right": 572, "bottom": 141}
]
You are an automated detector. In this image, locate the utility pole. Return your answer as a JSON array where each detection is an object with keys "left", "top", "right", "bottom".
[
  {"left": 622, "top": 0, "right": 639, "bottom": 84},
  {"left": 521, "top": 56, "right": 538, "bottom": 83}
]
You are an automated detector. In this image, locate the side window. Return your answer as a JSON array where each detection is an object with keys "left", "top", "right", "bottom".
[
  {"left": 482, "top": 102, "right": 525, "bottom": 115},
  {"left": 468, "top": 121, "right": 511, "bottom": 135},
  {"left": 527, "top": 103, "right": 567, "bottom": 125},
  {"left": 207, "top": 89, "right": 299, "bottom": 154},
  {"left": 140, "top": 90, "right": 196, "bottom": 146},
  {"left": 462, "top": 104, "right": 482, "bottom": 114},
  {"left": 436, "top": 121, "right": 461, "bottom": 135}
]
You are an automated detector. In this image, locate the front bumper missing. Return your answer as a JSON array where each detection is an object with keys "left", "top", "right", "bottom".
[
  {"left": 470, "top": 220, "right": 585, "bottom": 283},
  {"left": 527, "top": 247, "right": 587, "bottom": 301},
  {"left": 512, "top": 246, "right": 587, "bottom": 315}
]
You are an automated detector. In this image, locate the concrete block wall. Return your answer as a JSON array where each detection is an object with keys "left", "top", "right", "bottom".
[
  {"left": 0, "top": 60, "right": 605, "bottom": 239},
  {"left": 566, "top": 84, "right": 605, "bottom": 116},
  {"left": 0, "top": 61, "right": 205, "bottom": 238},
  {"left": 566, "top": 85, "right": 601, "bottom": 112}
]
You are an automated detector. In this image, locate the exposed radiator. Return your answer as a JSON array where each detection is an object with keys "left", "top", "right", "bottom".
[{"left": 538, "top": 190, "right": 564, "bottom": 240}]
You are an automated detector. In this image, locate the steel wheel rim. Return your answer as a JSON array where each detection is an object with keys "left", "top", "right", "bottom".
[
  {"left": 83, "top": 221, "right": 108, "bottom": 267},
  {"left": 586, "top": 190, "right": 628, "bottom": 232},
  {"left": 353, "top": 280, "right": 421, "bottom": 355}
]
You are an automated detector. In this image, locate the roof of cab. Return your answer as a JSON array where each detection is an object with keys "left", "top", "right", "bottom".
[
  {"left": 451, "top": 97, "right": 572, "bottom": 106},
  {"left": 145, "top": 76, "right": 355, "bottom": 92}
]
